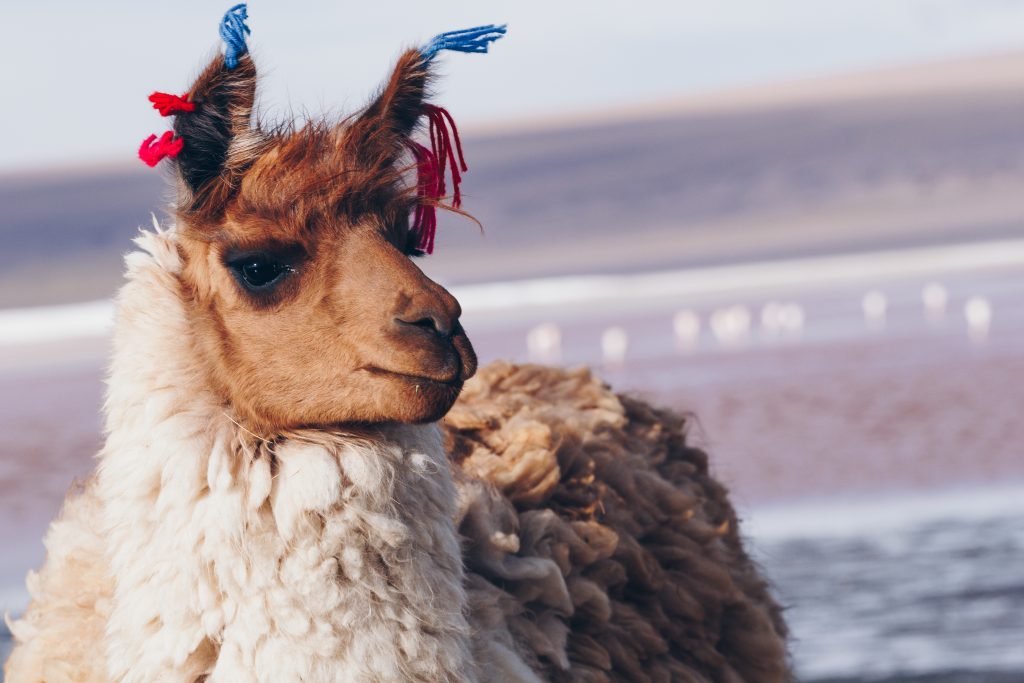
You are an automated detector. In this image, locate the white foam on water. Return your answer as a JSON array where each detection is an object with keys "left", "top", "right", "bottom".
[
  {"left": 742, "top": 481, "right": 1024, "bottom": 542},
  {"left": 0, "top": 300, "right": 114, "bottom": 346},
  {"left": 454, "top": 238, "right": 1024, "bottom": 314}
]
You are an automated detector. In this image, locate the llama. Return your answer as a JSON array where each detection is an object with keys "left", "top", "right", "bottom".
[{"left": 4, "top": 7, "right": 789, "bottom": 682}]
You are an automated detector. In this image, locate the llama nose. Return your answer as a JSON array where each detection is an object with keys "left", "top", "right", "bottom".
[{"left": 392, "top": 281, "right": 463, "bottom": 340}]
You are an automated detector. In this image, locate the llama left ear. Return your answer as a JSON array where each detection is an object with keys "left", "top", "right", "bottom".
[
  {"left": 172, "top": 54, "right": 260, "bottom": 212},
  {"left": 156, "top": 4, "right": 263, "bottom": 218}
]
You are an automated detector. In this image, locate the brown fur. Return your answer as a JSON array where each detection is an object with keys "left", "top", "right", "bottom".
[{"left": 448, "top": 363, "right": 790, "bottom": 682}]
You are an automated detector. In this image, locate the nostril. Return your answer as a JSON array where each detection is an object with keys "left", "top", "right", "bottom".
[
  {"left": 395, "top": 313, "right": 453, "bottom": 338},
  {"left": 412, "top": 317, "right": 442, "bottom": 333}
]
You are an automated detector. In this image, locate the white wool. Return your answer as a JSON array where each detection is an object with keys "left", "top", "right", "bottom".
[
  {"left": 270, "top": 441, "right": 342, "bottom": 542},
  {"left": 6, "top": 228, "right": 498, "bottom": 682}
]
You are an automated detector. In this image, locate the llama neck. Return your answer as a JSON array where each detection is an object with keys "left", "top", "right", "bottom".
[{"left": 95, "top": 229, "right": 476, "bottom": 683}]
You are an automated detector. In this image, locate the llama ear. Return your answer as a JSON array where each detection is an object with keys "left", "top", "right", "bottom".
[
  {"left": 346, "top": 23, "right": 507, "bottom": 169},
  {"left": 172, "top": 54, "right": 262, "bottom": 214},
  {"left": 345, "top": 49, "right": 430, "bottom": 169}
]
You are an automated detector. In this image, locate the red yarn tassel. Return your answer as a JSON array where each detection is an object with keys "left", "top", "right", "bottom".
[
  {"left": 424, "top": 105, "right": 467, "bottom": 208},
  {"left": 406, "top": 141, "right": 440, "bottom": 254},
  {"left": 148, "top": 91, "right": 195, "bottom": 116},
  {"left": 138, "top": 131, "right": 184, "bottom": 167},
  {"left": 406, "top": 105, "right": 469, "bottom": 254}
]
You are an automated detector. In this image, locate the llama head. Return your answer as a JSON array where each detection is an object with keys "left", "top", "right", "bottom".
[{"left": 162, "top": 42, "right": 487, "bottom": 433}]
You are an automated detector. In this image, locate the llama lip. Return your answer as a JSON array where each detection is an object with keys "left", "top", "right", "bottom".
[{"left": 363, "top": 366, "right": 463, "bottom": 387}]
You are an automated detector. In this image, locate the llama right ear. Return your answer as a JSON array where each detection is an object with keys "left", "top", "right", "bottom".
[
  {"left": 172, "top": 54, "right": 260, "bottom": 214},
  {"left": 344, "top": 48, "right": 430, "bottom": 171},
  {"left": 345, "top": 25, "right": 508, "bottom": 170}
]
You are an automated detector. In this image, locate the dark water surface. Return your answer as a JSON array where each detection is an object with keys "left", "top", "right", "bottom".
[{"left": 747, "top": 488, "right": 1024, "bottom": 682}]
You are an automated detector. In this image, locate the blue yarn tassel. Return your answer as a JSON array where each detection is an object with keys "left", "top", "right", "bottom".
[
  {"left": 219, "top": 3, "right": 251, "bottom": 69},
  {"left": 421, "top": 24, "right": 507, "bottom": 60}
]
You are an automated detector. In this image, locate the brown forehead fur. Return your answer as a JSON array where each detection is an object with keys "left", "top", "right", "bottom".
[
  {"left": 184, "top": 124, "right": 415, "bottom": 252},
  {"left": 246, "top": 130, "right": 406, "bottom": 227},
  {"left": 174, "top": 50, "right": 430, "bottom": 245}
]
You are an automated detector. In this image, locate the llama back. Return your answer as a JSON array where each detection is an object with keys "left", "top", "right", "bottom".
[{"left": 446, "top": 362, "right": 791, "bottom": 682}]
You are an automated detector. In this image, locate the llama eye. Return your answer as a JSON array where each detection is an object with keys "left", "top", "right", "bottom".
[{"left": 229, "top": 254, "right": 288, "bottom": 290}]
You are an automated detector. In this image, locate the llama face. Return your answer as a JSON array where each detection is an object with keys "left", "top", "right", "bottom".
[{"left": 168, "top": 52, "right": 477, "bottom": 432}]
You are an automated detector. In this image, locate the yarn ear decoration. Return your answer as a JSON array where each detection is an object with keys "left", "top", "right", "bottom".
[
  {"left": 219, "top": 3, "right": 251, "bottom": 69},
  {"left": 420, "top": 24, "right": 507, "bottom": 61},
  {"left": 405, "top": 105, "right": 468, "bottom": 255},
  {"left": 406, "top": 141, "right": 440, "bottom": 255},
  {"left": 139, "top": 93, "right": 193, "bottom": 165},
  {"left": 139, "top": 131, "right": 184, "bottom": 167},
  {"left": 149, "top": 92, "right": 195, "bottom": 116},
  {"left": 407, "top": 24, "right": 506, "bottom": 254}
]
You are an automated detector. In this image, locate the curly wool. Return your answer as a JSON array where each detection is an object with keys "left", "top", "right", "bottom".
[{"left": 449, "top": 364, "right": 791, "bottom": 682}]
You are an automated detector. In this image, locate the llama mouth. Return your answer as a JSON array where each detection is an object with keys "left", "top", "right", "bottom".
[{"left": 364, "top": 366, "right": 463, "bottom": 388}]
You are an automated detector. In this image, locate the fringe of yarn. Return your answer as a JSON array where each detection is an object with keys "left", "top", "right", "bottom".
[
  {"left": 406, "top": 105, "right": 469, "bottom": 255},
  {"left": 406, "top": 142, "right": 440, "bottom": 255},
  {"left": 148, "top": 92, "right": 195, "bottom": 116},
  {"left": 219, "top": 3, "right": 251, "bottom": 69},
  {"left": 421, "top": 24, "right": 507, "bottom": 60},
  {"left": 138, "top": 131, "right": 184, "bottom": 167}
]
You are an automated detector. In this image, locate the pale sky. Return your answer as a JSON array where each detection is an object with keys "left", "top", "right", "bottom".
[{"left": 1, "top": 0, "right": 1022, "bottom": 171}]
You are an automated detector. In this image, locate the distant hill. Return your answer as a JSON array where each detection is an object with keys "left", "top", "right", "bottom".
[{"left": 1, "top": 52, "right": 1022, "bottom": 307}]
